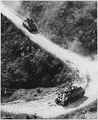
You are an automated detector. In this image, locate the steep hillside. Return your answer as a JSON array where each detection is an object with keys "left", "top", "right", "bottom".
[
  {"left": 1, "top": 14, "right": 75, "bottom": 97},
  {"left": 21, "top": 1, "right": 97, "bottom": 56},
  {"left": 1, "top": 2, "right": 97, "bottom": 119},
  {"left": 1, "top": 0, "right": 97, "bottom": 101}
]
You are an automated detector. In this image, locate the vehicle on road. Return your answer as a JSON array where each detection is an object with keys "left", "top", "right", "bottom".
[
  {"left": 23, "top": 18, "right": 38, "bottom": 33},
  {"left": 55, "top": 85, "right": 85, "bottom": 106}
]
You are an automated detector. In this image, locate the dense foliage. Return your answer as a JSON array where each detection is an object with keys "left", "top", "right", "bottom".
[
  {"left": 1, "top": 1, "right": 97, "bottom": 96},
  {"left": 1, "top": 14, "right": 75, "bottom": 91},
  {"left": 22, "top": 1, "right": 97, "bottom": 55}
]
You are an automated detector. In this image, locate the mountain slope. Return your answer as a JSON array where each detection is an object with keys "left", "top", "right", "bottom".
[
  {"left": 21, "top": 1, "right": 97, "bottom": 56},
  {"left": 1, "top": 2, "right": 97, "bottom": 119}
]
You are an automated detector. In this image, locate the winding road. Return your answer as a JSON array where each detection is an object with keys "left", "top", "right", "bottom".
[{"left": 1, "top": 3, "right": 97, "bottom": 118}]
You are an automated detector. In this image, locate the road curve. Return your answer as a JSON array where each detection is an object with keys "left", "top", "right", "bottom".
[{"left": 1, "top": 3, "right": 97, "bottom": 118}]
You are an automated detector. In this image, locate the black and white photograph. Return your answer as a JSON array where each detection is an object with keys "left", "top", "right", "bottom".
[{"left": 1, "top": 0, "right": 97, "bottom": 119}]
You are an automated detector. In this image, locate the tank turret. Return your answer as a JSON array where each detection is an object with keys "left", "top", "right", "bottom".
[{"left": 23, "top": 18, "right": 38, "bottom": 33}]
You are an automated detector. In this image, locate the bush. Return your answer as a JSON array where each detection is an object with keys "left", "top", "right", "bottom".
[
  {"left": 37, "top": 88, "right": 42, "bottom": 94},
  {"left": 2, "top": 1, "right": 96, "bottom": 94},
  {"left": 2, "top": 14, "right": 70, "bottom": 90},
  {"left": 21, "top": 1, "right": 97, "bottom": 55}
]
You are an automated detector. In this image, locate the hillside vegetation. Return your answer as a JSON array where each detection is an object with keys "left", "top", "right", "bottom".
[
  {"left": 1, "top": 14, "right": 75, "bottom": 95},
  {"left": 22, "top": 1, "right": 97, "bottom": 56},
  {"left": 1, "top": 1, "right": 97, "bottom": 99},
  {"left": 1, "top": 2, "right": 97, "bottom": 119}
]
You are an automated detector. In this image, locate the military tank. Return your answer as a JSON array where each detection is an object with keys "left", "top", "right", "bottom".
[
  {"left": 55, "top": 85, "right": 85, "bottom": 106},
  {"left": 23, "top": 18, "right": 38, "bottom": 33}
]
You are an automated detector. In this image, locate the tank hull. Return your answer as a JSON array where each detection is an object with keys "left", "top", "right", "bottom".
[{"left": 55, "top": 87, "right": 85, "bottom": 106}]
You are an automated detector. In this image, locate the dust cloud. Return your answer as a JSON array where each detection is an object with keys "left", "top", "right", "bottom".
[
  {"left": 1, "top": 0, "right": 97, "bottom": 98},
  {"left": 1, "top": 1, "right": 29, "bottom": 19},
  {"left": 1, "top": 2, "right": 97, "bottom": 117}
]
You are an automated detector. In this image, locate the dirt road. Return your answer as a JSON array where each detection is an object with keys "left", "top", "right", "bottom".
[
  {"left": 1, "top": 92, "right": 97, "bottom": 118},
  {"left": 1, "top": 3, "right": 97, "bottom": 118}
]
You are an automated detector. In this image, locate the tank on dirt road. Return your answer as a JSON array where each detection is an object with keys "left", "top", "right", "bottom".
[
  {"left": 23, "top": 18, "right": 38, "bottom": 33},
  {"left": 55, "top": 85, "right": 85, "bottom": 106}
]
